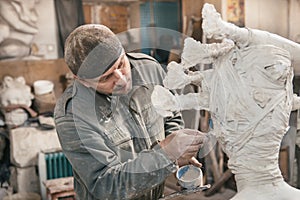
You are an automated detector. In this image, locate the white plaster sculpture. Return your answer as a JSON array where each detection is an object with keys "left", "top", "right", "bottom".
[
  {"left": 151, "top": 3, "right": 300, "bottom": 200},
  {"left": 0, "top": 76, "right": 34, "bottom": 127},
  {"left": 0, "top": 0, "right": 39, "bottom": 59}
]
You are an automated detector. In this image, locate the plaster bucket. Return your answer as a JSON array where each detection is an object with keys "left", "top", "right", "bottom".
[{"left": 176, "top": 165, "right": 203, "bottom": 189}]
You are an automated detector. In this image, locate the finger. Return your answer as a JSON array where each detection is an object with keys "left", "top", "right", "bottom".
[
  {"left": 177, "top": 158, "right": 189, "bottom": 167},
  {"left": 179, "top": 128, "right": 202, "bottom": 135},
  {"left": 181, "top": 152, "right": 197, "bottom": 159},
  {"left": 181, "top": 130, "right": 207, "bottom": 140},
  {"left": 178, "top": 132, "right": 204, "bottom": 141},
  {"left": 190, "top": 135, "right": 205, "bottom": 145},
  {"left": 181, "top": 141, "right": 203, "bottom": 152},
  {"left": 189, "top": 157, "right": 202, "bottom": 168},
  {"left": 185, "top": 144, "right": 201, "bottom": 154}
]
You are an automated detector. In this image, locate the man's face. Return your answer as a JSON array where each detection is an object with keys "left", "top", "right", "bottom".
[{"left": 81, "top": 53, "right": 132, "bottom": 95}]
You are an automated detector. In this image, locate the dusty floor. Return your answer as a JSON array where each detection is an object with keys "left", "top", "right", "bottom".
[{"left": 163, "top": 174, "right": 236, "bottom": 200}]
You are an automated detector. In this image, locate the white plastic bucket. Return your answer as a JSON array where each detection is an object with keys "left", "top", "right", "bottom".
[{"left": 33, "top": 80, "right": 54, "bottom": 95}]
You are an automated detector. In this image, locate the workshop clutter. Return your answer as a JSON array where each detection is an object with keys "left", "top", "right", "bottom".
[
  {"left": 0, "top": 75, "right": 61, "bottom": 199},
  {"left": 33, "top": 80, "right": 56, "bottom": 114},
  {"left": 0, "top": 76, "right": 34, "bottom": 127},
  {"left": 0, "top": 76, "right": 56, "bottom": 127}
]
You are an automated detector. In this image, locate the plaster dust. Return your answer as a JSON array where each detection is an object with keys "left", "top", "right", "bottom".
[
  {"left": 152, "top": 3, "right": 300, "bottom": 200},
  {"left": 180, "top": 169, "right": 198, "bottom": 182}
]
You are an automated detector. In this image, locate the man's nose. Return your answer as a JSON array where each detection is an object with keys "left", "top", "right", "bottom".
[{"left": 114, "top": 69, "right": 126, "bottom": 83}]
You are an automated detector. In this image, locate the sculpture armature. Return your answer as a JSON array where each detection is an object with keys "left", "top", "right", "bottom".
[{"left": 151, "top": 3, "right": 300, "bottom": 200}]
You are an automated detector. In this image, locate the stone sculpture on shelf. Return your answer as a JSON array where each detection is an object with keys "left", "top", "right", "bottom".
[
  {"left": 0, "top": 0, "right": 39, "bottom": 60},
  {"left": 0, "top": 76, "right": 34, "bottom": 127},
  {"left": 151, "top": 3, "right": 300, "bottom": 200}
]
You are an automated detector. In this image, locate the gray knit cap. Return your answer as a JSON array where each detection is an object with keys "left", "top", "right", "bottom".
[{"left": 64, "top": 24, "right": 123, "bottom": 79}]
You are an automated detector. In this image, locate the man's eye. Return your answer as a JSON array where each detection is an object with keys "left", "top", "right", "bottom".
[
  {"left": 99, "top": 75, "right": 109, "bottom": 82},
  {"left": 107, "top": 74, "right": 115, "bottom": 80},
  {"left": 118, "top": 62, "right": 123, "bottom": 69}
]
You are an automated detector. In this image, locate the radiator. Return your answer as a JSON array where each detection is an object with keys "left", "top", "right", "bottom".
[
  {"left": 45, "top": 151, "right": 73, "bottom": 180},
  {"left": 39, "top": 150, "right": 74, "bottom": 200}
]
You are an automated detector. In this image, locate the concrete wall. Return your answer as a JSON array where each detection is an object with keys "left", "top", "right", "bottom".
[
  {"left": 245, "top": 0, "right": 288, "bottom": 38},
  {"left": 218, "top": 0, "right": 300, "bottom": 41},
  {"left": 289, "top": 0, "right": 300, "bottom": 42},
  {"left": 32, "top": 0, "right": 59, "bottom": 59}
]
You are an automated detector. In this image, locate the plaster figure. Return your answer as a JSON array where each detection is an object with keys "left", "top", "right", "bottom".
[
  {"left": 0, "top": 76, "right": 34, "bottom": 126},
  {"left": 151, "top": 3, "right": 300, "bottom": 200},
  {"left": 0, "top": 0, "right": 39, "bottom": 59}
]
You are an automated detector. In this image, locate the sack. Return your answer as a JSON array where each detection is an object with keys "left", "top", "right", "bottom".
[{"left": 33, "top": 91, "right": 56, "bottom": 114}]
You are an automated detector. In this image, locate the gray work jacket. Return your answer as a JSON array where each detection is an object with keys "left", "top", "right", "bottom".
[{"left": 54, "top": 53, "right": 184, "bottom": 200}]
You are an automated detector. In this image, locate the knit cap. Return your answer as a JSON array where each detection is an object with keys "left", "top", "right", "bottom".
[{"left": 64, "top": 24, "right": 123, "bottom": 79}]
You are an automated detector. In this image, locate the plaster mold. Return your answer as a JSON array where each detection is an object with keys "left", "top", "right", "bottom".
[
  {"left": 151, "top": 3, "right": 300, "bottom": 200},
  {"left": 0, "top": 0, "right": 39, "bottom": 59},
  {"left": 0, "top": 76, "right": 34, "bottom": 126}
]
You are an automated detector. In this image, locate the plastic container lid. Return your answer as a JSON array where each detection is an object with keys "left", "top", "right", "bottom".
[{"left": 33, "top": 80, "right": 54, "bottom": 95}]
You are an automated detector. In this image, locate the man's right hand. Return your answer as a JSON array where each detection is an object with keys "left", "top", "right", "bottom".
[{"left": 159, "top": 129, "right": 205, "bottom": 162}]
